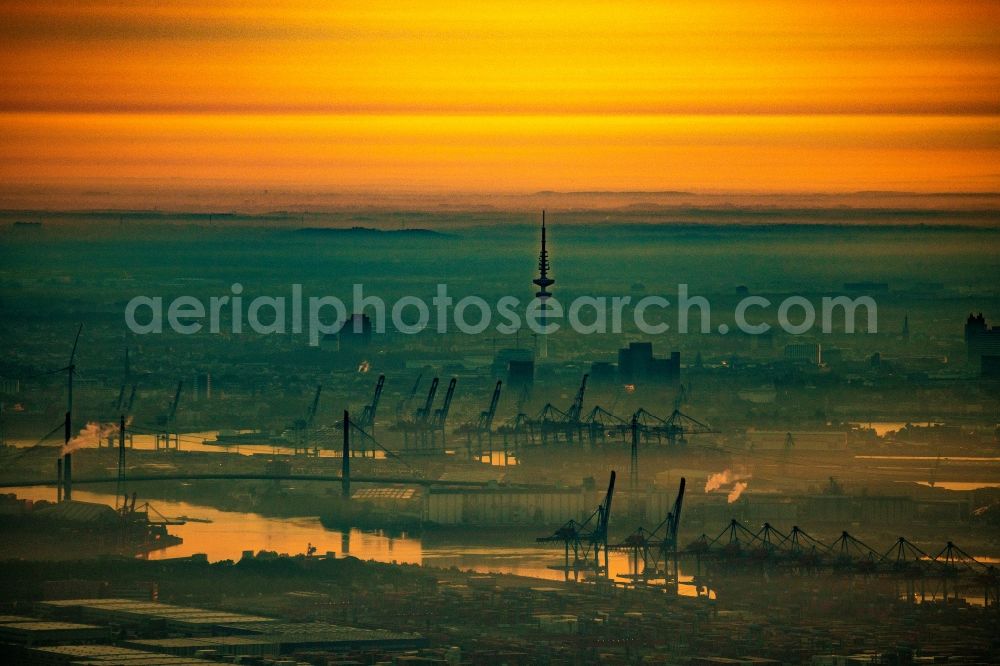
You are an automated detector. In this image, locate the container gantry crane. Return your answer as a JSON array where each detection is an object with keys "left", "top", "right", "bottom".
[{"left": 537, "top": 470, "right": 616, "bottom": 579}]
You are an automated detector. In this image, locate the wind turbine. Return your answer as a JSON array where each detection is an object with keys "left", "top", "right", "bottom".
[{"left": 60, "top": 324, "right": 82, "bottom": 501}]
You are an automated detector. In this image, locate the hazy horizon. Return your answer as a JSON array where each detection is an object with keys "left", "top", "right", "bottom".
[
  {"left": 3, "top": 187, "right": 1000, "bottom": 222},
  {"left": 3, "top": 2, "right": 999, "bottom": 200}
]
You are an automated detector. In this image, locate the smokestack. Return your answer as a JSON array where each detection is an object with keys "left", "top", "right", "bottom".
[
  {"left": 342, "top": 409, "right": 350, "bottom": 499},
  {"left": 56, "top": 458, "right": 63, "bottom": 503},
  {"left": 63, "top": 456, "right": 72, "bottom": 501},
  {"left": 63, "top": 324, "right": 81, "bottom": 503},
  {"left": 117, "top": 414, "right": 126, "bottom": 509},
  {"left": 63, "top": 411, "right": 72, "bottom": 501},
  {"left": 63, "top": 456, "right": 72, "bottom": 500}
]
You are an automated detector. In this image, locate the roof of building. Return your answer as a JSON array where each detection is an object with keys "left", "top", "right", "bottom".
[{"left": 33, "top": 500, "right": 119, "bottom": 524}]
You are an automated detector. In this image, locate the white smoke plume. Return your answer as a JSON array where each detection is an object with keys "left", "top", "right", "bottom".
[
  {"left": 62, "top": 421, "right": 118, "bottom": 455},
  {"left": 705, "top": 468, "right": 751, "bottom": 502},
  {"left": 704, "top": 469, "right": 734, "bottom": 492},
  {"left": 728, "top": 481, "right": 749, "bottom": 503}
]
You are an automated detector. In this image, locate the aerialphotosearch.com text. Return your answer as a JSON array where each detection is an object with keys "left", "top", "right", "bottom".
[{"left": 124, "top": 283, "right": 878, "bottom": 346}]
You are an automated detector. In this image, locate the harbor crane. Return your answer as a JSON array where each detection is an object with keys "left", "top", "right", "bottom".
[
  {"left": 495, "top": 384, "right": 532, "bottom": 448},
  {"left": 613, "top": 478, "right": 686, "bottom": 586},
  {"left": 335, "top": 373, "right": 387, "bottom": 456},
  {"left": 108, "top": 370, "right": 138, "bottom": 449},
  {"left": 357, "top": 374, "right": 385, "bottom": 433},
  {"left": 291, "top": 385, "right": 322, "bottom": 455},
  {"left": 496, "top": 411, "right": 532, "bottom": 449},
  {"left": 155, "top": 381, "right": 182, "bottom": 450},
  {"left": 395, "top": 372, "right": 423, "bottom": 420},
  {"left": 334, "top": 373, "right": 385, "bottom": 444},
  {"left": 429, "top": 377, "right": 457, "bottom": 446},
  {"left": 631, "top": 407, "right": 717, "bottom": 446},
  {"left": 106, "top": 383, "right": 137, "bottom": 449},
  {"left": 583, "top": 405, "right": 629, "bottom": 444},
  {"left": 538, "top": 470, "right": 616, "bottom": 579},
  {"left": 457, "top": 380, "right": 502, "bottom": 453},
  {"left": 415, "top": 377, "right": 439, "bottom": 425},
  {"left": 392, "top": 377, "right": 458, "bottom": 449},
  {"left": 684, "top": 521, "right": 998, "bottom": 606},
  {"left": 530, "top": 374, "right": 589, "bottom": 443}
]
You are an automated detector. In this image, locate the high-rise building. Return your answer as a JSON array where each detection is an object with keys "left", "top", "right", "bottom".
[
  {"left": 966, "top": 313, "right": 1000, "bottom": 364},
  {"left": 507, "top": 359, "right": 535, "bottom": 389},
  {"left": 336, "top": 313, "right": 374, "bottom": 349},
  {"left": 194, "top": 372, "right": 211, "bottom": 401},
  {"left": 784, "top": 342, "right": 822, "bottom": 365},
  {"left": 617, "top": 343, "right": 680, "bottom": 384},
  {"left": 589, "top": 361, "right": 617, "bottom": 385},
  {"left": 982, "top": 355, "right": 1000, "bottom": 378}
]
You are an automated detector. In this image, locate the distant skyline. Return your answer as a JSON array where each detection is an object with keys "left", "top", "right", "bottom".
[{"left": 1, "top": 1, "right": 999, "bottom": 202}]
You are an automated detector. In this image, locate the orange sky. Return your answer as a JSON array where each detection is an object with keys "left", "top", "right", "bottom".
[{"left": 1, "top": 0, "right": 998, "bottom": 198}]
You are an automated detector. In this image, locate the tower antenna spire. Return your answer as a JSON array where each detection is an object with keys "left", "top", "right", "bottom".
[{"left": 532, "top": 211, "right": 554, "bottom": 359}]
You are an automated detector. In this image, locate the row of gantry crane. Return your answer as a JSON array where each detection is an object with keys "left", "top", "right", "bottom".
[
  {"left": 126, "top": 369, "right": 716, "bottom": 458},
  {"left": 331, "top": 371, "right": 717, "bottom": 452},
  {"left": 534, "top": 471, "right": 998, "bottom": 606},
  {"left": 536, "top": 471, "right": 689, "bottom": 586}
]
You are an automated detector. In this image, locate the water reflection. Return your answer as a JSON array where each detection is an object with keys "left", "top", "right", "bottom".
[
  {"left": 916, "top": 481, "right": 1000, "bottom": 491},
  {"left": 11, "top": 432, "right": 381, "bottom": 459},
  {"left": 6, "top": 487, "right": 701, "bottom": 593},
  {"left": 471, "top": 451, "right": 518, "bottom": 466},
  {"left": 851, "top": 422, "right": 943, "bottom": 437},
  {"left": 9, "top": 487, "right": 419, "bottom": 564}
]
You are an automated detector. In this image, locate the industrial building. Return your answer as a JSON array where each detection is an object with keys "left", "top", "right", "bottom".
[
  {"left": 424, "top": 486, "right": 681, "bottom": 527},
  {"left": 617, "top": 342, "right": 680, "bottom": 384},
  {"left": 784, "top": 342, "right": 822, "bottom": 365},
  {"left": 965, "top": 312, "right": 1000, "bottom": 365},
  {"left": 0, "top": 598, "right": 428, "bottom": 664},
  {"left": 0, "top": 619, "right": 108, "bottom": 647},
  {"left": 506, "top": 358, "right": 535, "bottom": 389},
  {"left": 324, "top": 312, "right": 374, "bottom": 349}
]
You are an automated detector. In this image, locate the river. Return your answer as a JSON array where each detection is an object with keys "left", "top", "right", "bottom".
[{"left": 7, "top": 486, "right": 705, "bottom": 594}]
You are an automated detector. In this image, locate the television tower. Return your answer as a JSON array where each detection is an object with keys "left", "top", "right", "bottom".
[{"left": 532, "top": 211, "right": 554, "bottom": 359}]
